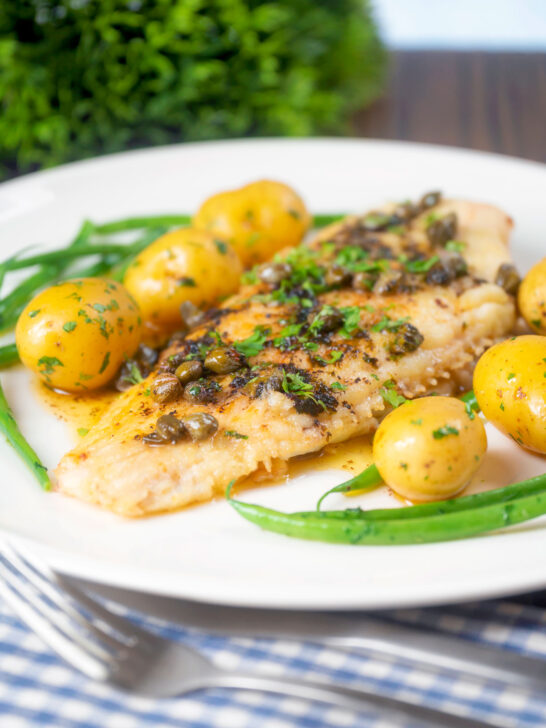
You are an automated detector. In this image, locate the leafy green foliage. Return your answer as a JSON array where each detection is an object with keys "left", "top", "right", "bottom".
[{"left": 0, "top": 1, "right": 386, "bottom": 177}]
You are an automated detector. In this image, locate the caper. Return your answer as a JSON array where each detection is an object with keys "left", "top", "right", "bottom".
[
  {"left": 182, "top": 413, "right": 219, "bottom": 441},
  {"left": 439, "top": 250, "right": 468, "bottom": 278},
  {"left": 184, "top": 378, "right": 221, "bottom": 403},
  {"left": 419, "top": 191, "right": 442, "bottom": 210},
  {"left": 258, "top": 262, "right": 292, "bottom": 285},
  {"left": 425, "top": 262, "right": 453, "bottom": 286},
  {"left": 388, "top": 323, "right": 424, "bottom": 357},
  {"left": 180, "top": 300, "right": 205, "bottom": 329},
  {"left": 151, "top": 372, "right": 183, "bottom": 403},
  {"left": 155, "top": 414, "right": 186, "bottom": 443},
  {"left": 313, "top": 307, "right": 344, "bottom": 333},
  {"left": 425, "top": 263, "right": 452, "bottom": 286},
  {"left": 204, "top": 346, "right": 244, "bottom": 374},
  {"left": 175, "top": 359, "right": 203, "bottom": 385},
  {"left": 373, "top": 270, "right": 403, "bottom": 295},
  {"left": 325, "top": 265, "right": 351, "bottom": 287},
  {"left": 495, "top": 262, "right": 521, "bottom": 296},
  {"left": 426, "top": 212, "right": 458, "bottom": 247}
]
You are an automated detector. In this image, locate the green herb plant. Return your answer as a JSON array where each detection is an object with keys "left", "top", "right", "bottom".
[{"left": 0, "top": 1, "right": 385, "bottom": 178}]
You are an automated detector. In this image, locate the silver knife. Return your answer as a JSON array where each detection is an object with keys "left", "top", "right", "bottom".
[{"left": 79, "top": 579, "right": 546, "bottom": 693}]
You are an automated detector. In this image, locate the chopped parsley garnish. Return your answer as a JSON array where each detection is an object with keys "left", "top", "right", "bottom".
[
  {"left": 445, "top": 240, "right": 466, "bottom": 252},
  {"left": 92, "top": 303, "right": 107, "bottom": 313},
  {"left": 178, "top": 277, "right": 196, "bottom": 287},
  {"left": 273, "top": 323, "right": 303, "bottom": 349},
  {"left": 401, "top": 256, "right": 439, "bottom": 273},
  {"left": 63, "top": 321, "right": 77, "bottom": 332},
  {"left": 241, "top": 269, "right": 259, "bottom": 285},
  {"left": 432, "top": 425, "right": 459, "bottom": 439},
  {"left": 214, "top": 240, "right": 228, "bottom": 255},
  {"left": 425, "top": 212, "right": 440, "bottom": 226},
  {"left": 411, "top": 418, "right": 423, "bottom": 425},
  {"left": 282, "top": 371, "right": 313, "bottom": 395},
  {"left": 335, "top": 246, "right": 368, "bottom": 267},
  {"left": 379, "top": 380, "right": 407, "bottom": 408},
  {"left": 330, "top": 381, "right": 346, "bottom": 391},
  {"left": 123, "top": 363, "right": 143, "bottom": 386},
  {"left": 339, "top": 306, "right": 361, "bottom": 338},
  {"left": 507, "top": 372, "right": 515, "bottom": 380},
  {"left": 234, "top": 326, "right": 270, "bottom": 358},
  {"left": 371, "top": 315, "right": 409, "bottom": 333},
  {"left": 210, "top": 330, "right": 223, "bottom": 346},
  {"left": 224, "top": 430, "right": 249, "bottom": 439},
  {"left": 38, "top": 356, "right": 63, "bottom": 375},
  {"left": 77, "top": 428, "right": 89, "bottom": 437},
  {"left": 98, "top": 351, "right": 110, "bottom": 374},
  {"left": 315, "top": 350, "right": 343, "bottom": 365},
  {"left": 29, "top": 309, "right": 41, "bottom": 318}
]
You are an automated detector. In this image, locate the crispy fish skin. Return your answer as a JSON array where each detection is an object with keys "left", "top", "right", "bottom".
[{"left": 55, "top": 199, "right": 516, "bottom": 516}]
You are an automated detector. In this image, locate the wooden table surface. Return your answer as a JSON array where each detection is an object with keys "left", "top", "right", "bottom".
[{"left": 355, "top": 51, "right": 546, "bottom": 164}]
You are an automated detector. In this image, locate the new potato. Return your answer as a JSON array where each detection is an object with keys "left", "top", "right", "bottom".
[
  {"left": 15, "top": 278, "right": 141, "bottom": 392},
  {"left": 123, "top": 228, "right": 241, "bottom": 328},
  {"left": 193, "top": 179, "right": 311, "bottom": 267},
  {"left": 518, "top": 257, "right": 546, "bottom": 334},
  {"left": 373, "top": 397, "right": 487, "bottom": 501},
  {"left": 473, "top": 335, "right": 546, "bottom": 454}
]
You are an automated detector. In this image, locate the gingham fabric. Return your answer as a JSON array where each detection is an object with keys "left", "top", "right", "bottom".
[{"left": 0, "top": 595, "right": 545, "bottom": 728}]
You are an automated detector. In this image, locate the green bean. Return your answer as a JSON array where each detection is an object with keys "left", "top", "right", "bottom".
[
  {"left": 316, "top": 463, "right": 382, "bottom": 510},
  {"left": 4, "top": 243, "right": 136, "bottom": 272},
  {"left": 0, "top": 220, "right": 95, "bottom": 333},
  {"left": 94, "top": 215, "right": 191, "bottom": 235},
  {"left": 93, "top": 213, "right": 345, "bottom": 236},
  {"left": 301, "top": 472, "right": 546, "bottom": 521},
  {"left": 312, "top": 214, "right": 346, "bottom": 227},
  {"left": 0, "top": 379, "right": 50, "bottom": 490},
  {"left": 0, "top": 344, "right": 19, "bottom": 368},
  {"left": 227, "top": 473, "right": 546, "bottom": 545}
]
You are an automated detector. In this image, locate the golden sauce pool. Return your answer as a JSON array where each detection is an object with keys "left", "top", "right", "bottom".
[
  {"left": 235, "top": 433, "right": 377, "bottom": 496},
  {"left": 34, "top": 382, "right": 118, "bottom": 440}
]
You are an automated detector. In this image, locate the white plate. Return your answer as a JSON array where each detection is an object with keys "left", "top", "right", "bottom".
[{"left": 1, "top": 139, "right": 545, "bottom": 610}]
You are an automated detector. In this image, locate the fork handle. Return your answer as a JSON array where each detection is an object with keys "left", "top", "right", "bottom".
[{"left": 211, "top": 671, "right": 492, "bottom": 728}]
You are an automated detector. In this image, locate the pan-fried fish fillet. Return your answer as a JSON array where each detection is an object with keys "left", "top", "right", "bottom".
[{"left": 55, "top": 198, "right": 517, "bottom": 516}]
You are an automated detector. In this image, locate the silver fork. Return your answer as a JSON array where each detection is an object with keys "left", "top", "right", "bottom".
[{"left": 0, "top": 542, "right": 496, "bottom": 728}]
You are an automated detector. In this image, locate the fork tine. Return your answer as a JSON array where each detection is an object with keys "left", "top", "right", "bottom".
[
  {"left": 0, "top": 560, "right": 108, "bottom": 681},
  {"left": 0, "top": 545, "right": 128, "bottom": 655},
  {"left": 13, "top": 542, "right": 156, "bottom": 648}
]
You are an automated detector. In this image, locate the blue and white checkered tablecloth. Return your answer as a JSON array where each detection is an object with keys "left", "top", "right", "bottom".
[{"left": 0, "top": 594, "right": 545, "bottom": 728}]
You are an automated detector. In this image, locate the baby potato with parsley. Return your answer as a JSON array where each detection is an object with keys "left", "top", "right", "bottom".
[
  {"left": 15, "top": 278, "right": 141, "bottom": 392},
  {"left": 123, "top": 227, "right": 242, "bottom": 329},
  {"left": 372, "top": 396, "right": 487, "bottom": 502},
  {"left": 473, "top": 335, "right": 546, "bottom": 454},
  {"left": 193, "top": 180, "right": 311, "bottom": 267}
]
